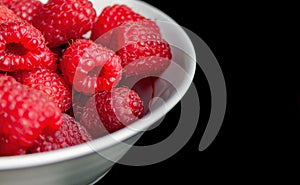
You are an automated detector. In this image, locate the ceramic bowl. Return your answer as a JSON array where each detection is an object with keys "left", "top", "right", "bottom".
[{"left": 0, "top": 0, "right": 196, "bottom": 184}]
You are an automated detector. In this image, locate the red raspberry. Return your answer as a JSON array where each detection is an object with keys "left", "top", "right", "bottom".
[
  {"left": 84, "top": 87, "right": 144, "bottom": 133},
  {"left": 32, "top": 0, "right": 97, "bottom": 47},
  {"left": 109, "top": 19, "right": 161, "bottom": 51},
  {"left": 68, "top": 91, "right": 91, "bottom": 119},
  {"left": 0, "top": 20, "right": 57, "bottom": 72},
  {"left": 0, "top": 75, "right": 62, "bottom": 156},
  {"left": 79, "top": 96, "right": 108, "bottom": 138},
  {"left": 91, "top": 4, "right": 145, "bottom": 45},
  {"left": 0, "top": 136, "right": 27, "bottom": 156},
  {"left": 111, "top": 20, "right": 172, "bottom": 77},
  {"left": 61, "top": 39, "right": 122, "bottom": 95},
  {"left": 0, "top": 0, "right": 13, "bottom": 7},
  {"left": 124, "top": 76, "right": 158, "bottom": 113},
  {"left": 9, "top": 0, "right": 43, "bottom": 24},
  {"left": 13, "top": 69, "right": 72, "bottom": 112},
  {"left": 29, "top": 113, "right": 92, "bottom": 153},
  {"left": 0, "top": 5, "right": 20, "bottom": 24}
]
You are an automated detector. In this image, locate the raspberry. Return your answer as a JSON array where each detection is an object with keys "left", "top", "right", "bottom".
[
  {"left": 13, "top": 69, "right": 72, "bottom": 112},
  {"left": 108, "top": 19, "right": 161, "bottom": 51},
  {"left": 111, "top": 20, "right": 172, "bottom": 77},
  {"left": 61, "top": 39, "right": 122, "bottom": 95},
  {"left": 0, "top": 75, "right": 62, "bottom": 156},
  {"left": 87, "top": 87, "right": 144, "bottom": 133},
  {"left": 0, "top": 0, "right": 13, "bottom": 7},
  {"left": 91, "top": 4, "right": 145, "bottom": 45},
  {"left": 79, "top": 96, "right": 108, "bottom": 138},
  {"left": 29, "top": 113, "right": 92, "bottom": 153},
  {"left": 126, "top": 76, "right": 158, "bottom": 113},
  {"left": 68, "top": 91, "right": 91, "bottom": 119},
  {"left": 32, "top": 0, "right": 97, "bottom": 47},
  {"left": 0, "top": 5, "right": 20, "bottom": 25},
  {"left": 9, "top": 0, "right": 43, "bottom": 24},
  {"left": 0, "top": 20, "right": 57, "bottom": 72},
  {"left": 0, "top": 136, "right": 27, "bottom": 155}
]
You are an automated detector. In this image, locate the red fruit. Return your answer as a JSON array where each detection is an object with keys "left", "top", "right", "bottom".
[
  {"left": 91, "top": 4, "right": 145, "bottom": 45},
  {"left": 129, "top": 76, "right": 157, "bottom": 113},
  {"left": 0, "top": 5, "right": 20, "bottom": 24},
  {"left": 61, "top": 39, "right": 122, "bottom": 95},
  {"left": 9, "top": 0, "right": 43, "bottom": 23},
  {"left": 109, "top": 19, "right": 161, "bottom": 51},
  {"left": 13, "top": 69, "right": 72, "bottom": 112},
  {"left": 68, "top": 91, "right": 91, "bottom": 119},
  {"left": 94, "top": 87, "right": 144, "bottom": 133},
  {"left": 111, "top": 20, "right": 172, "bottom": 77},
  {"left": 32, "top": 0, "right": 97, "bottom": 47},
  {"left": 0, "top": 20, "right": 57, "bottom": 72},
  {"left": 29, "top": 113, "right": 92, "bottom": 153},
  {"left": 79, "top": 96, "right": 108, "bottom": 138},
  {"left": 0, "top": 136, "right": 27, "bottom": 155},
  {"left": 0, "top": 75, "right": 62, "bottom": 156},
  {"left": 0, "top": 0, "right": 14, "bottom": 7}
]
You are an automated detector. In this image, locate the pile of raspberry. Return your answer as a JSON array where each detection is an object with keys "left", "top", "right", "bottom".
[{"left": 0, "top": 0, "right": 172, "bottom": 156}]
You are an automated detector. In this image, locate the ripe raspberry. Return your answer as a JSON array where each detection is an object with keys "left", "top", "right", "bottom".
[
  {"left": 13, "top": 69, "right": 72, "bottom": 112},
  {"left": 0, "top": 75, "right": 62, "bottom": 156},
  {"left": 29, "top": 113, "right": 92, "bottom": 153},
  {"left": 124, "top": 76, "right": 158, "bottom": 113},
  {"left": 111, "top": 20, "right": 172, "bottom": 77},
  {"left": 61, "top": 39, "right": 122, "bottom": 95},
  {"left": 108, "top": 19, "right": 161, "bottom": 52},
  {"left": 68, "top": 91, "right": 91, "bottom": 119},
  {"left": 0, "top": 20, "right": 57, "bottom": 72},
  {"left": 0, "top": 0, "right": 13, "bottom": 7},
  {"left": 79, "top": 96, "right": 108, "bottom": 138},
  {"left": 0, "top": 136, "right": 27, "bottom": 156},
  {"left": 9, "top": 0, "right": 43, "bottom": 23},
  {"left": 91, "top": 4, "right": 145, "bottom": 45},
  {"left": 93, "top": 87, "right": 144, "bottom": 133},
  {"left": 32, "top": 0, "right": 97, "bottom": 47},
  {"left": 0, "top": 5, "right": 20, "bottom": 25}
]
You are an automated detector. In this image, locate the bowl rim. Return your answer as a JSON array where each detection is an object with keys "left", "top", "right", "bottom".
[{"left": 0, "top": 0, "right": 197, "bottom": 170}]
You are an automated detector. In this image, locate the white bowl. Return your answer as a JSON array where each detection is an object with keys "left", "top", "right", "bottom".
[{"left": 0, "top": 0, "right": 196, "bottom": 184}]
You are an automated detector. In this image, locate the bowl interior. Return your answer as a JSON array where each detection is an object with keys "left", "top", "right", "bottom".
[{"left": 0, "top": 0, "right": 196, "bottom": 169}]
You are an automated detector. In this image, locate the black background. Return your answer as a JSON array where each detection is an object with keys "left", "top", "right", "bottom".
[{"left": 96, "top": 1, "right": 268, "bottom": 184}]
